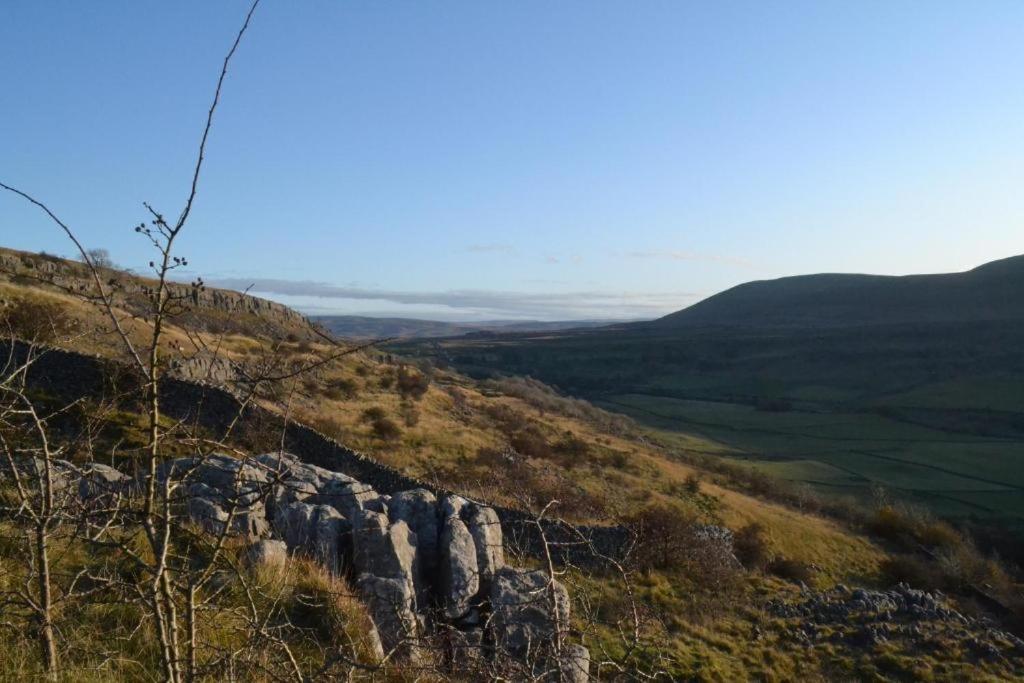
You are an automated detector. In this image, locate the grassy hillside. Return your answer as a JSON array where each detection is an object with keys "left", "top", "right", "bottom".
[
  {"left": 393, "top": 258, "right": 1024, "bottom": 534},
  {"left": 3, "top": 247, "right": 1023, "bottom": 679},
  {"left": 0, "top": 246, "right": 320, "bottom": 358}
]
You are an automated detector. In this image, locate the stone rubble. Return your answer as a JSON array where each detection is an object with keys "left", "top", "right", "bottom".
[{"left": 766, "top": 583, "right": 1024, "bottom": 661}]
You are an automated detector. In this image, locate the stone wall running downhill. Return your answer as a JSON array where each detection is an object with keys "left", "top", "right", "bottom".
[{"left": 3, "top": 340, "right": 632, "bottom": 566}]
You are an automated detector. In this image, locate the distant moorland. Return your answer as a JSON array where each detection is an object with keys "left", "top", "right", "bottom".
[{"left": 313, "top": 315, "right": 627, "bottom": 340}]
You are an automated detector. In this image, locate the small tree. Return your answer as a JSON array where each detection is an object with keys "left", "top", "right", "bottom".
[
  {"left": 2, "top": 4, "right": 263, "bottom": 680},
  {"left": 85, "top": 248, "right": 114, "bottom": 269}
]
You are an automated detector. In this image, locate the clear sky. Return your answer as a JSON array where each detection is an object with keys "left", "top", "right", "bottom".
[{"left": 2, "top": 1, "right": 1023, "bottom": 321}]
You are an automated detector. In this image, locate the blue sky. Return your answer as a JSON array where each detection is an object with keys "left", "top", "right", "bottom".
[{"left": 2, "top": 1, "right": 1023, "bottom": 320}]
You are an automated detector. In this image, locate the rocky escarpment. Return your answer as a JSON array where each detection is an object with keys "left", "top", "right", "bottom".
[
  {"left": 0, "top": 247, "right": 311, "bottom": 338},
  {"left": 42, "top": 452, "right": 590, "bottom": 679}
]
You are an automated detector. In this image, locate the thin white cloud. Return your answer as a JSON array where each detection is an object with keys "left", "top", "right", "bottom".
[
  {"left": 466, "top": 243, "right": 517, "bottom": 255},
  {"left": 206, "top": 277, "right": 696, "bottom": 321},
  {"left": 626, "top": 249, "right": 755, "bottom": 269}
]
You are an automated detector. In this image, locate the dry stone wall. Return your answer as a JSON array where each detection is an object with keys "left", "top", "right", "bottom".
[{"left": 4, "top": 340, "right": 631, "bottom": 567}]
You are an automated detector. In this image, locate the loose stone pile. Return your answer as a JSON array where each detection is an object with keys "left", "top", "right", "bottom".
[{"left": 767, "top": 583, "right": 1024, "bottom": 662}]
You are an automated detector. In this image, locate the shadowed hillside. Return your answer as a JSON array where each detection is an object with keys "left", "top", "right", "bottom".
[
  {"left": 648, "top": 255, "right": 1024, "bottom": 330},
  {"left": 314, "top": 315, "right": 624, "bottom": 340},
  {"left": 397, "top": 256, "right": 1024, "bottom": 531}
]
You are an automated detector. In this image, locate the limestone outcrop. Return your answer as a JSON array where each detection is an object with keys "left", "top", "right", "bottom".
[
  {"left": 177, "top": 451, "right": 588, "bottom": 675},
  {"left": 1, "top": 449, "right": 589, "bottom": 675}
]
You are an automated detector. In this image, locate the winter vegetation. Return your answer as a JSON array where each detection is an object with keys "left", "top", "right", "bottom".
[{"left": 2, "top": 3, "right": 1023, "bottom": 681}]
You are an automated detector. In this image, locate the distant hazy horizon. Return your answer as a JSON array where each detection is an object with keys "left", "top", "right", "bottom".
[{"left": 4, "top": 2, "right": 1023, "bottom": 320}]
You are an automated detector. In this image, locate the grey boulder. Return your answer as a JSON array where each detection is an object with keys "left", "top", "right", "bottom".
[
  {"left": 389, "top": 489, "right": 441, "bottom": 577},
  {"left": 357, "top": 573, "right": 420, "bottom": 662},
  {"left": 77, "top": 463, "right": 130, "bottom": 501},
  {"left": 489, "top": 567, "right": 570, "bottom": 655},
  {"left": 466, "top": 503, "right": 505, "bottom": 583},
  {"left": 352, "top": 510, "right": 418, "bottom": 593},
  {"left": 273, "top": 501, "right": 351, "bottom": 574},
  {"left": 440, "top": 497, "right": 479, "bottom": 619}
]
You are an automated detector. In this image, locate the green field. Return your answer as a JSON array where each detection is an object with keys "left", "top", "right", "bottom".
[
  {"left": 396, "top": 320, "right": 1024, "bottom": 530},
  {"left": 598, "top": 393, "right": 1024, "bottom": 522}
]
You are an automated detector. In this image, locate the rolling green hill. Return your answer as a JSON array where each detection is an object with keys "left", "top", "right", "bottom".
[
  {"left": 397, "top": 256, "right": 1024, "bottom": 529},
  {"left": 649, "top": 254, "right": 1024, "bottom": 329}
]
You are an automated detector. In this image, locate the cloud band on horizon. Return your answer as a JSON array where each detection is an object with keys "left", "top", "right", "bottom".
[{"left": 206, "top": 277, "right": 698, "bottom": 321}]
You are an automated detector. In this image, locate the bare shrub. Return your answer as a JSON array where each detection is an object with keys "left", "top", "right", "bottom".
[
  {"left": 370, "top": 416, "right": 402, "bottom": 442},
  {"left": 606, "top": 450, "right": 629, "bottom": 470},
  {"left": 444, "top": 385, "right": 473, "bottom": 420},
  {"left": 322, "top": 377, "right": 358, "bottom": 401},
  {"left": 868, "top": 504, "right": 921, "bottom": 543},
  {"left": 84, "top": 248, "right": 114, "bottom": 269},
  {"left": 395, "top": 365, "right": 430, "bottom": 400},
  {"left": 359, "top": 406, "right": 387, "bottom": 423},
  {"left": 733, "top": 523, "right": 770, "bottom": 570},
  {"left": 509, "top": 427, "right": 553, "bottom": 460},
  {"left": 767, "top": 557, "right": 814, "bottom": 583},
  {"left": 627, "top": 505, "right": 694, "bottom": 571},
  {"left": 554, "top": 431, "right": 590, "bottom": 457},
  {"left": 484, "top": 402, "right": 530, "bottom": 434},
  {"left": 474, "top": 445, "right": 519, "bottom": 471},
  {"left": 880, "top": 554, "right": 946, "bottom": 591},
  {"left": 918, "top": 518, "right": 963, "bottom": 550},
  {"left": 1, "top": 299, "right": 75, "bottom": 344}
]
